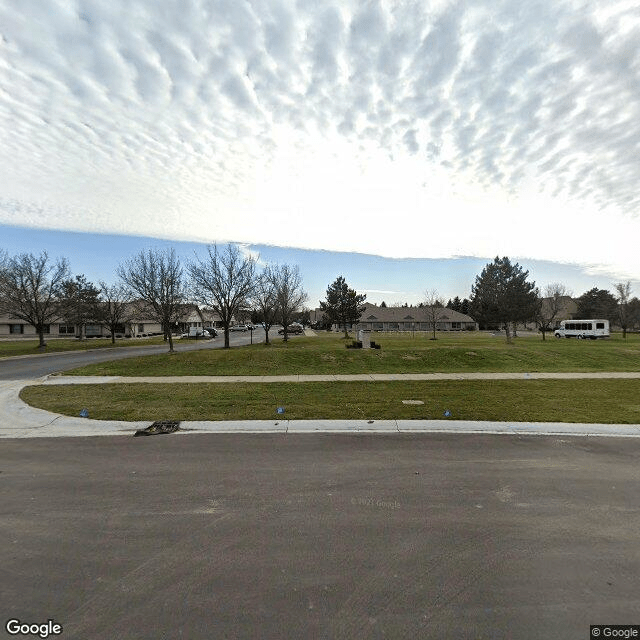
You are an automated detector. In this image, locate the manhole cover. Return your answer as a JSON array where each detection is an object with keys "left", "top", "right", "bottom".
[{"left": 134, "top": 420, "right": 180, "bottom": 437}]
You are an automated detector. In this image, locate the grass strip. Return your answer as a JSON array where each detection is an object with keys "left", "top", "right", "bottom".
[
  {"left": 60, "top": 332, "right": 640, "bottom": 376},
  {"left": 20, "top": 379, "right": 640, "bottom": 424}
]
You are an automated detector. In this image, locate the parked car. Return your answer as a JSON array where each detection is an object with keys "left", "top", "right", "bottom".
[
  {"left": 180, "top": 328, "right": 215, "bottom": 339},
  {"left": 230, "top": 324, "right": 248, "bottom": 332},
  {"left": 278, "top": 323, "right": 304, "bottom": 335}
]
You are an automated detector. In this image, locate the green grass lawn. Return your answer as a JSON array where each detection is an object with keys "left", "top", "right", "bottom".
[
  {"left": 0, "top": 336, "right": 168, "bottom": 357},
  {"left": 61, "top": 330, "right": 640, "bottom": 376},
  {"left": 20, "top": 378, "right": 640, "bottom": 423},
  {"left": 18, "top": 331, "right": 640, "bottom": 424}
]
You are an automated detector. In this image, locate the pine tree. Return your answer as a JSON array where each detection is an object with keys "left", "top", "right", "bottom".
[
  {"left": 470, "top": 257, "right": 538, "bottom": 342},
  {"left": 320, "top": 276, "right": 366, "bottom": 338}
]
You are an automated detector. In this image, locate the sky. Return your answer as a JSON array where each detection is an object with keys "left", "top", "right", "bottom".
[
  {"left": 1, "top": 0, "right": 639, "bottom": 306},
  {"left": 0, "top": 224, "right": 624, "bottom": 309}
]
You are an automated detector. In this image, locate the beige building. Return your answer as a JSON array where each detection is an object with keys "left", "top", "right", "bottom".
[
  {"left": 313, "top": 303, "right": 477, "bottom": 333},
  {"left": 0, "top": 302, "right": 224, "bottom": 339}
]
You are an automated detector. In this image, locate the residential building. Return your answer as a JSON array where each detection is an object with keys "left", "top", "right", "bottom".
[{"left": 313, "top": 303, "right": 477, "bottom": 333}]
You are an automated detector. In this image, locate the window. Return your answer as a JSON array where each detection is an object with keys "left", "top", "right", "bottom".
[
  {"left": 59, "top": 325, "right": 75, "bottom": 335},
  {"left": 596, "top": 322, "right": 605, "bottom": 329},
  {"left": 10, "top": 324, "right": 23, "bottom": 334},
  {"left": 451, "top": 322, "right": 461, "bottom": 330},
  {"left": 86, "top": 325, "right": 101, "bottom": 336}
]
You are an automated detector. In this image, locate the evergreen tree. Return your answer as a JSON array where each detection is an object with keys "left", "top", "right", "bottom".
[
  {"left": 470, "top": 256, "right": 538, "bottom": 342},
  {"left": 60, "top": 274, "right": 100, "bottom": 340},
  {"left": 320, "top": 276, "right": 366, "bottom": 338},
  {"left": 576, "top": 288, "right": 618, "bottom": 323}
]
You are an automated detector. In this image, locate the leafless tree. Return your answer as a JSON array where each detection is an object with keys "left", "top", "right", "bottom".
[
  {"left": 270, "top": 263, "right": 307, "bottom": 342},
  {"left": 0, "top": 251, "right": 70, "bottom": 349},
  {"left": 98, "top": 281, "right": 133, "bottom": 344},
  {"left": 536, "top": 283, "right": 571, "bottom": 341},
  {"left": 424, "top": 289, "right": 445, "bottom": 340},
  {"left": 614, "top": 281, "right": 632, "bottom": 338},
  {"left": 188, "top": 244, "right": 256, "bottom": 348},
  {"left": 252, "top": 266, "right": 279, "bottom": 345},
  {"left": 117, "top": 248, "right": 185, "bottom": 353}
]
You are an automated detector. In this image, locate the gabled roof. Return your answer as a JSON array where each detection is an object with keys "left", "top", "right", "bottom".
[
  {"left": 311, "top": 304, "right": 476, "bottom": 323},
  {"left": 355, "top": 303, "right": 476, "bottom": 323}
]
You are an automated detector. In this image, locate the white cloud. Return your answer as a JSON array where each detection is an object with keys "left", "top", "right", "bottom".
[{"left": 1, "top": 0, "right": 639, "bottom": 281}]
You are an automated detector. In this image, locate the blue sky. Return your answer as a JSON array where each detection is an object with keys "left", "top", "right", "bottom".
[
  {"left": 1, "top": 224, "right": 624, "bottom": 309},
  {"left": 1, "top": 1, "right": 639, "bottom": 300}
]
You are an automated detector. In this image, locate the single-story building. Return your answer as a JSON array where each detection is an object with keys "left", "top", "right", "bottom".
[
  {"left": 0, "top": 302, "right": 224, "bottom": 339},
  {"left": 313, "top": 303, "right": 477, "bottom": 333}
]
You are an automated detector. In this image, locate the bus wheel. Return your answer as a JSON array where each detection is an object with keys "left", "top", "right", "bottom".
[{"left": 577, "top": 334, "right": 583, "bottom": 339}]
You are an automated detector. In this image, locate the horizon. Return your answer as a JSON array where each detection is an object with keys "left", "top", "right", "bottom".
[{"left": 1, "top": 224, "right": 632, "bottom": 311}]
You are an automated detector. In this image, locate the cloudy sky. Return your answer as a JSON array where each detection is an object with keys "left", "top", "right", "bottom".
[{"left": 1, "top": 0, "right": 640, "bottom": 292}]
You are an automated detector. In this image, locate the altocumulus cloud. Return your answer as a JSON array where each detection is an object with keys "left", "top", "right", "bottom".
[{"left": 1, "top": 0, "right": 639, "bottom": 279}]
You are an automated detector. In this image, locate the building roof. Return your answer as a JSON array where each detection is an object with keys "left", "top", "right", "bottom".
[
  {"left": 357, "top": 303, "right": 475, "bottom": 323},
  {"left": 312, "top": 303, "right": 476, "bottom": 324}
]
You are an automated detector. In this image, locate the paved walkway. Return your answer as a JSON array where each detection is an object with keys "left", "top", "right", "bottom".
[
  {"left": 2, "top": 372, "right": 640, "bottom": 439},
  {"left": 40, "top": 371, "right": 640, "bottom": 384}
]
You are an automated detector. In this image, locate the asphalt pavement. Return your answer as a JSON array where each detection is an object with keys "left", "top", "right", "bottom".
[{"left": 2, "top": 432, "right": 639, "bottom": 639}]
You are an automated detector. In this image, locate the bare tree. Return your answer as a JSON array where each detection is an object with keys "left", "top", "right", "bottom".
[
  {"left": 188, "top": 244, "right": 256, "bottom": 348},
  {"left": 98, "top": 281, "right": 133, "bottom": 344},
  {"left": 614, "top": 281, "right": 632, "bottom": 338},
  {"left": 424, "top": 289, "right": 445, "bottom": 340},
  {"left": 0, "top": 251, "right": 69, "bottom": 349},
  {"left": 270, "top": 264, "right": 307, "bottom": 342},
  {"left": 252, "top": 266, "right": 279, "bottom": 345},
  {"left": 117, "top": 248, "right": 185, "bottom": 353},
  {"left": 536, "top": 283, "right": 571, "bottom": 341}
]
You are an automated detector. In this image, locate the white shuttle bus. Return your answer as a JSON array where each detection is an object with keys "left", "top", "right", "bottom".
[{"left": 554, "top": 319, "right": 610, "bottom": 340}]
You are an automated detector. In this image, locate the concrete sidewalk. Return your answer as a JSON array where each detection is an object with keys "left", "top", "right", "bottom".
[
  {"left": 3, "top": 375, "right": 640, "bottom": 439},
  {"left": 41, "top": 371, "right": 640, "bottom": 384}
]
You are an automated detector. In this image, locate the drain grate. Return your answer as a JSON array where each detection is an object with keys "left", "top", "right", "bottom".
[{"left": 134, "top": 420, "right": 180, "bottom": 437}]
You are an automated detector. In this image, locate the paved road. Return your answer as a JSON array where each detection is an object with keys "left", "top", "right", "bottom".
[
  {"left": 0, "top": 330, "right": 266, "bottom": 379},
  {"left": 2, "top": 433, "right": 639, "bottom": 639}
]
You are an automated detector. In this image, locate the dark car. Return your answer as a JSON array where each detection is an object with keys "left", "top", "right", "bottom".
[{"left": 278, "top": 323, "right": 304, "bottom": 335}]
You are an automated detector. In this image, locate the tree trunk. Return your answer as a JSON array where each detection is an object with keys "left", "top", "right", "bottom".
[
  {"left": 37, "top": 328, "right": 47, "bottom": 350},
  {"left": 541, "top": 329, "right": 546, "bottom": 341},
  {"left": 264, "top": 327, "right": 270, "bottom": 345},
  {"left": 224, "top": 327, "right": 230, "bottom": 348},
  {"left": 504, "top": 323, "right": 512, "bottom": 344}
]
